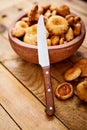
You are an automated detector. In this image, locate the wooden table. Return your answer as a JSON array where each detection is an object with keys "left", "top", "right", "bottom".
[{"left": 0, "top": 0, "right": 87, "bottom": 130}]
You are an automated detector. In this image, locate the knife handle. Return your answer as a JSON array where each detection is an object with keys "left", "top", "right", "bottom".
[{"left": 42, "top": 66, "right": 55, "bottom": 116}]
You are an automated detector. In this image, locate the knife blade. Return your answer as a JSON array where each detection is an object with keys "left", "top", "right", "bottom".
[{"left": 37, "top": 15, "right": 55, "bottom": 116}]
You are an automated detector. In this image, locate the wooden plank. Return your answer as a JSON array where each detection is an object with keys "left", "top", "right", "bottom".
[
  {"left": 0, "top": 0, "right": 87, "bottom": 130},
  {"left": 61, "top": 0, "right": 87, "bottom": 16},
  {"left": 0, "top": 104, "right": 20, "bottom": 130},
  {"left": 0, "top": 35, "right": 17, "bottom": 62},
  {"left": 82, "top": 28, "right": 87, "bottom": 48},
  {"left": 0, "top": 0, "right": 34, "bottom": 26},
  {"left": 0, "top": 64, "right": 68, "bottom": 130},
  {"left": 0, "top": 35, "right": 87, "bottom": 130},
  {"left": 0, "top": 0, "right": 23, "bottom": 11}
]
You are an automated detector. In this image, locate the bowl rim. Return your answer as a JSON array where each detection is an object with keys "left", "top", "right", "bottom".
[{"left": 8, "top": 12, "right": 86, "bottom": 50}]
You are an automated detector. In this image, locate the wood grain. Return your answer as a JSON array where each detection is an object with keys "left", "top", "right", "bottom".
[
  {"left": 0, "top": 34, "right": 87, "bottom": 130},
  {"left": 0, "top": 104, "right": 20, "bottom": 130},
  {"left": 0, "top": 0, "right": 87, "bottom": 130},
  {"left": 0, "top": 64, "right": 67, "bottom": 130},
  {"left": 0, "top": 0, "right": 23, "bottom": 11}
]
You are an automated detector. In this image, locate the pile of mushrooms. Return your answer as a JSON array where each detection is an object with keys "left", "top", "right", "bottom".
[{"left": 55, "top": 58, "right": 87, "bottom": 102}]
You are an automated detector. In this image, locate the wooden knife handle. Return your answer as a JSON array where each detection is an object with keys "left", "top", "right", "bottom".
[{"left": 42, "top": 66, "right": 55, "bottom": 116}]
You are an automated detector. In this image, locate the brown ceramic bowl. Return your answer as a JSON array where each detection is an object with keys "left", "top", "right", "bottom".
[{"left": 8, "top": 12, "right": 86, "bottom": 64}]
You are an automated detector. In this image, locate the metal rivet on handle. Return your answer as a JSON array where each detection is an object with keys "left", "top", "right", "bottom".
[
  {"left": 46, "top": 71, "right": 49, "bottom": 74},
  {"left": 49, "top": 107, "right": 53, "bottom": 110},
  {"left": 48, "top": 88, "right": 51, "bottom": 92}
]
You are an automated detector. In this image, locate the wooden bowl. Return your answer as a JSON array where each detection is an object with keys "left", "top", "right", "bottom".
[{"left": 8, "top": 13, "right": 86, "bottom": 64}]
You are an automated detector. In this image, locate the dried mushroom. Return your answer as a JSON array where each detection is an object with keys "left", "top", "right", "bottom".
[
  {"left": 64, "top": 67, "right": 81, "bottom": 81},
  {"left": 76, "top": 81, "right": 87, "bottom": 102},
  {"left": 55, "top": 82, "right": 74, "bottom": 100},
  {"left": 74, "top": 58, "right": 87, "bottom": 77}
]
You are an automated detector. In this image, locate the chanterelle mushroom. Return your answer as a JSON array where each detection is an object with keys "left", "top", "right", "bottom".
[
  {"left": 76, "top": 80, "right": 87, "bottom": 102},
  {"left": 64, "top": 67, "right": 81, "bottom": 81},
  {"left": 55, "top": 82, "right": 74, "bottom": 100},
  {"left": 74, "top": 58, "right": 87, "bottom": 77}
]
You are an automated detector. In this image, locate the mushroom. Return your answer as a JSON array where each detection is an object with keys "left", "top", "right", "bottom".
[
  {"left": 64, "top": 67, "right": 81, "bottom": 81},
  {"left": 76, "top": 81, "right": 87, "bottom": 102},
  {"left": 55, "top": 82, "right": 74, "bottom": 100},
  {"left": 74, "top": 58, "right": 87, "bottom": 77}
]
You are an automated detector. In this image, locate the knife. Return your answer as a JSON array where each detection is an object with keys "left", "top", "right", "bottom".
[{"left": 37, "top": 15, "right": 55, "bottom": 116}]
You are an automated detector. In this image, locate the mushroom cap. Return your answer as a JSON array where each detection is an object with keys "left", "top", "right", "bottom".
[
  {"left": 74, "top": 58, "right": 87, "bottom": 77},
  {"left": 55, "top": 82, "right": 74, "bottom": 100},
  {"left": 76, "top": 80, "right": 87, "bottom": 102},
  {"left": 64, "top": 67, "right": 81, "bottom": 81}
]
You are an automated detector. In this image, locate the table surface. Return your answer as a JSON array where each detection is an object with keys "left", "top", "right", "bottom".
[{"left": 0, "top": 0, "right": 87, "bottom": 130}]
